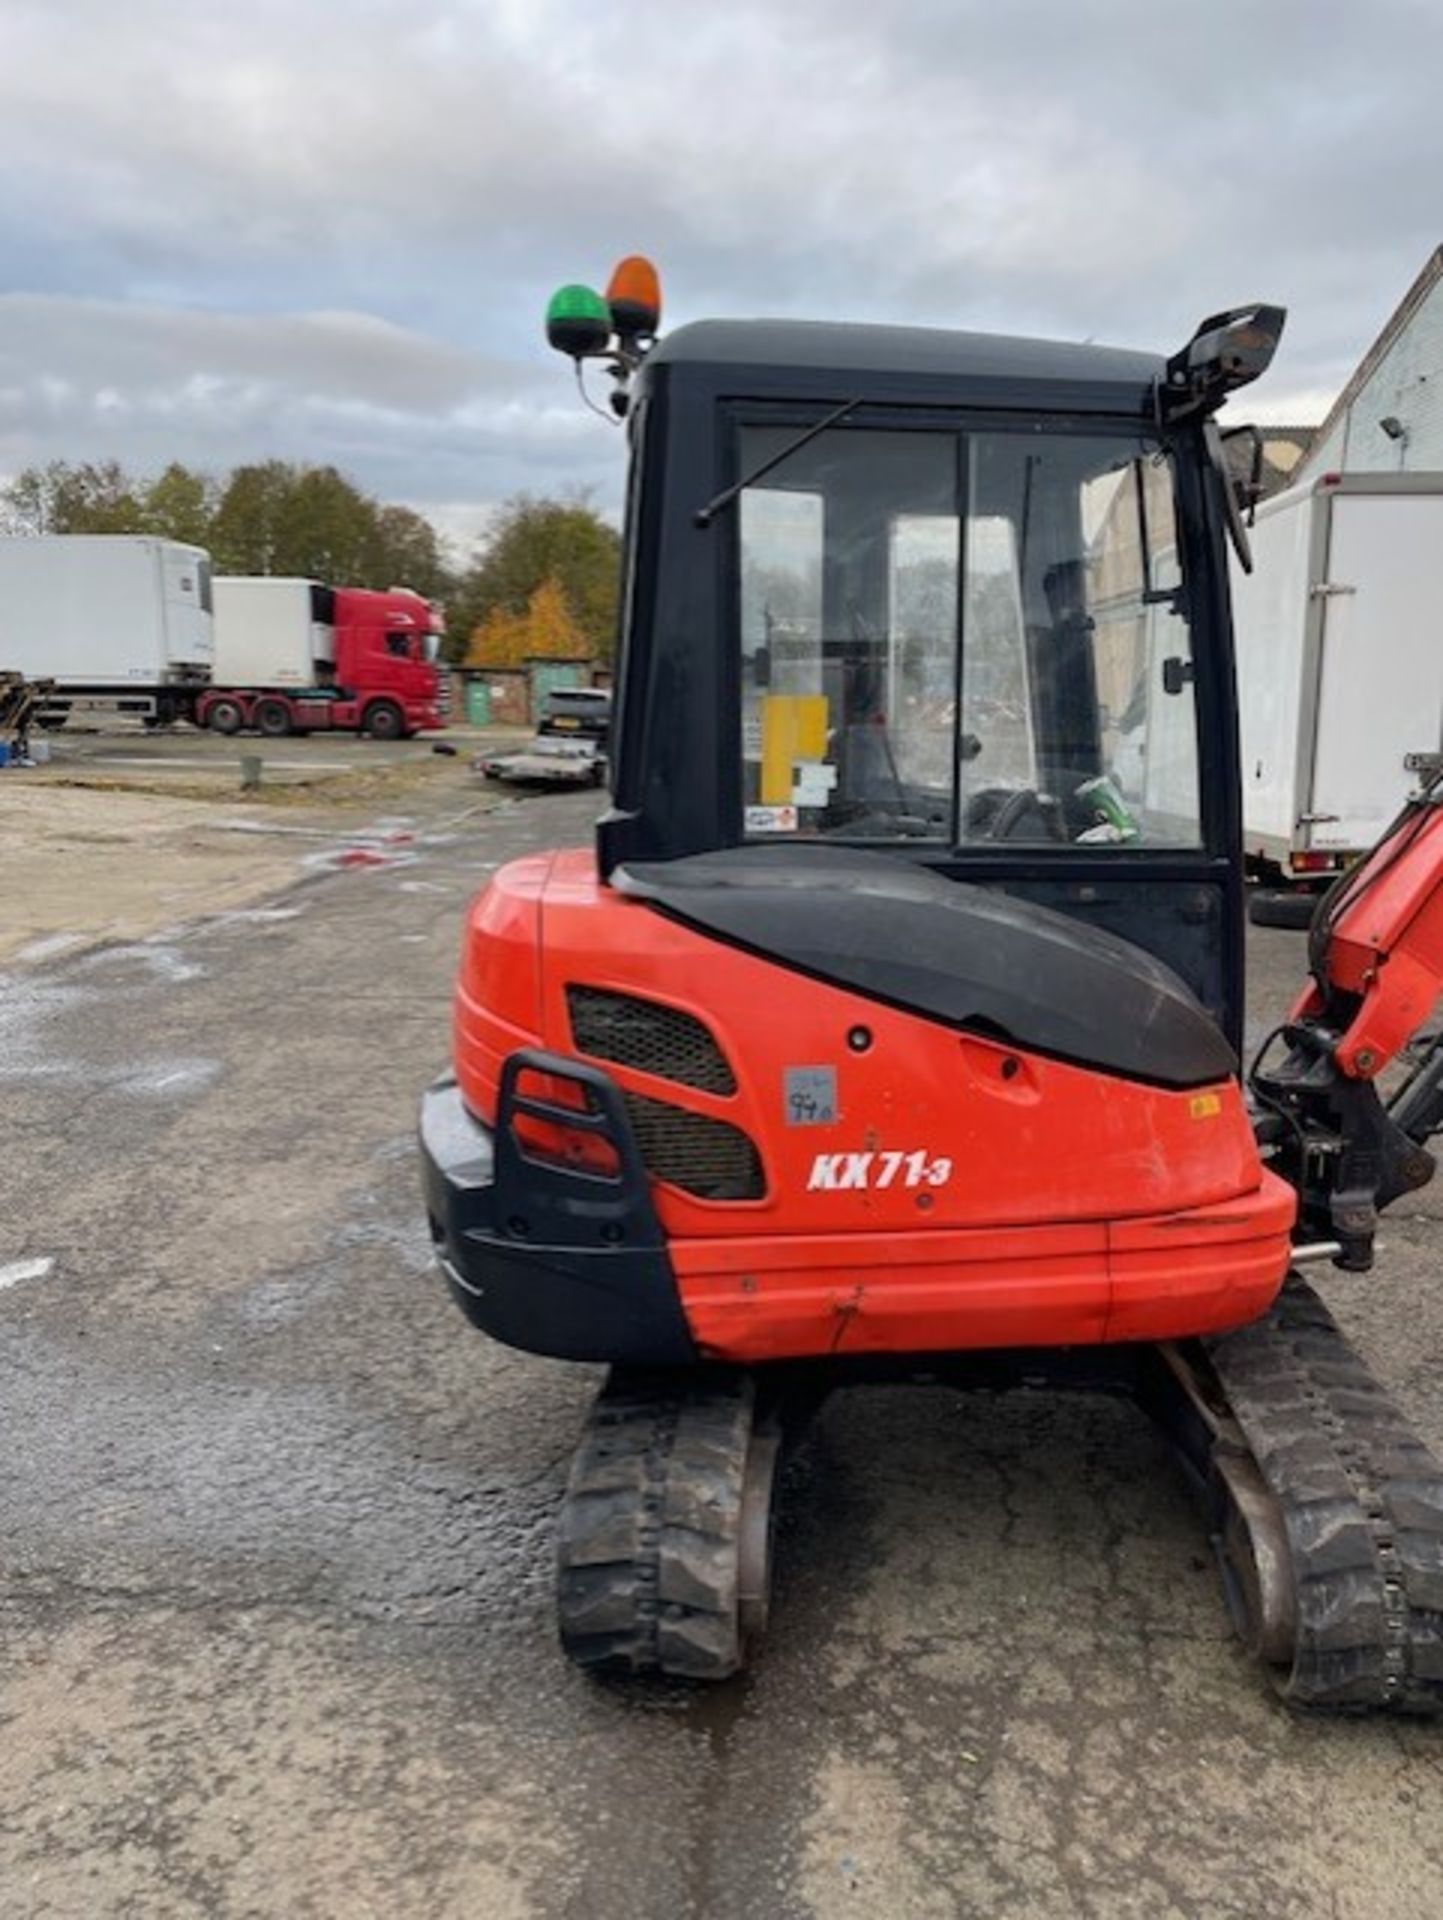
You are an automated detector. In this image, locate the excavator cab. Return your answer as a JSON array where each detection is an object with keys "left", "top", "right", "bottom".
[
  {"left": 599, "top": 312, "right": 1272, "bottom": 1045},
  {"left": 421, "top": 272, "right": 1443, "bottom": 1711}
]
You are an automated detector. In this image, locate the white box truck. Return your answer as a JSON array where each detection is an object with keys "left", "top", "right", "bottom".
[
  {"left": 211, "top": 576, "right": 335, "bottom": 688},
  {"left": 1233, "top": 472, "right": 1443, "bottom": 920},
  {"left": 0, "top": 534, "right": 213, "bottom": 725}
]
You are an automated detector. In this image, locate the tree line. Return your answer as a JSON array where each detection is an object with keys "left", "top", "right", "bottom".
[
  {"left": 456, "top": 496, "right": 620, "bottom": 669},
  {"left": 0, "top": 461, "right": 621, "bottom": 666}
]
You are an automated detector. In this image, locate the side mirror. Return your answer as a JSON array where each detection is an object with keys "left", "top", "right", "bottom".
[{"left": 1219, "top": 423, "right": 1267, "bottom": 526}]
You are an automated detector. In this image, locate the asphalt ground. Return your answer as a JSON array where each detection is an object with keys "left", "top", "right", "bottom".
[{"left": 3, "top": 782, "right": 1442, "bottom": 1919}]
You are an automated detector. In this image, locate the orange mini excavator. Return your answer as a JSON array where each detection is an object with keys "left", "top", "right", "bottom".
[{"left": 421, "top": 262, "right": 1443, "bottom": 1709}]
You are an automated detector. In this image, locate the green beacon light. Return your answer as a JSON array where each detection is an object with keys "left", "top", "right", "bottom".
[{"left": 546, "top": 284, "right": 613, "bottom": 361}]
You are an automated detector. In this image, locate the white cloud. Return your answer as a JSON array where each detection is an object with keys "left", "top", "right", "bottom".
[
  {"left": 0, "top": 291, "right": 623, "bottom": 509},
  {"left": 0, "top": 0, "right": 1439, "bottom": 515}
]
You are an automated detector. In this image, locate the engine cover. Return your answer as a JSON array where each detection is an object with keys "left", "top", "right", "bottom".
[{"left": 450, "top": 848, "right": 1295, "bottom": 1360}]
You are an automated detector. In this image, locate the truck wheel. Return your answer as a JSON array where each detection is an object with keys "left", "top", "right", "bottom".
[
  {"left": 207, "top": 698, "right": 244, "bottom": 736},
  {"left": 365, "top": 702, "right": 405, "bottom": 741},
  {"left": 1249, "top": 887, "right": 1320, "bottom": 931},
  {"left": 255, "top": 698, "right": 292, "bottom": 739}
]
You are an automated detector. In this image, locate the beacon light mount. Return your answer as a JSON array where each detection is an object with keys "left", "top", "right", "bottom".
[{"left": 545, "top": 256, "right": 663, "bottom": 417}]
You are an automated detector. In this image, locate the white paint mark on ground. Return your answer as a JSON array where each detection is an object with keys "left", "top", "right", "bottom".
[
  {"left": 0, "top": 1257, "right": 55, "bottom": 1291},
  {"left": 121, "top": 1058, "right": 222, "bottom": 1098},
  {"left": 0, "top": 959, "right": 223, "bottom": 1096},
  {"left": 13, "top": 933, "right": 86, "bottom": 964},
  {"left": 219, "top": 813, "right": 429, "bottom": 875},
  {"left": 217, "top": 904, "right": 305, "bottom": 926},
  {"left": 77, "top": 943, "right": 206, "bottom": 985},
  {"left": 218, "top": 820, "right": 339, "bottom": 841},
  {"left": 423, "top": 799, "right": 504, "bottom": 835},
  {"left": 0, "top": 972, "right": 90, "bottom": 1079}
]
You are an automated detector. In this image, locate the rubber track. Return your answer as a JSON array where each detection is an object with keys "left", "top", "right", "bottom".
[
  {"left": 1206, "top": 1276, "right": 1443, "bottom": 1712},
  {"left": 555, "top": 1369, "right": 754, "bottom": 1678}
]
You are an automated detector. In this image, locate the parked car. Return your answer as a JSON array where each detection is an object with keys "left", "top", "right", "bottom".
[{"left": 537, "top": 686, "right": 611, "bottom": 740}]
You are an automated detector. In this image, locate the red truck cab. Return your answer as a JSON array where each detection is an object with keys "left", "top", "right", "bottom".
[{"left": 331, "top": 586, "right": 446, "bottom": 738}]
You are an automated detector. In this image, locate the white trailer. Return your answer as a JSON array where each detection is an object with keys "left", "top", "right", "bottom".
[
  {"left": 210, "top": 576, "right": 335, "bottom": 688},
  {"left": 1233, "top": 472, "right": 1443, "bottom": 898},
  {"left": 0, "top": 534, "right": 213, "bottom": 725}
]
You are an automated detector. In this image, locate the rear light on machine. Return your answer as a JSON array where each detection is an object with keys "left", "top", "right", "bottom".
[
  {"left": 510, "top": 1066, "right": 622, "bottom": 1179},
  {"left": 1294, "top": 851, "right": 1342, "bottom": 874}
]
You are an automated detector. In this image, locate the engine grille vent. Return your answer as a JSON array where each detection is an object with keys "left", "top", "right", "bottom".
[
  {"left": 622, "top": 1092, "right": 765, "bottom": 1202},
  {"left": 567, "top": 986, "right": 737, "bottom": 1095}
]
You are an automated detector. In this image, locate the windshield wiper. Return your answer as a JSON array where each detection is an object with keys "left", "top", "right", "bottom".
[{"left": 692, "top": 398, "right": 861, "bottom": 529}]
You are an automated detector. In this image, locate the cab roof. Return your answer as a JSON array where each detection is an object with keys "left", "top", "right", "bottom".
[{"left": 647, "top": 318, "right": 1164, "bottom": 415}]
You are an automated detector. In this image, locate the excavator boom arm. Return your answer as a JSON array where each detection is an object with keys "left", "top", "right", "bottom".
[
  {"left": 1293, "top": 794, "right": 1443, "bottom": 1079},
  {"left": 1255, "top": 783, "right": 1443, "bottom": 1268}
]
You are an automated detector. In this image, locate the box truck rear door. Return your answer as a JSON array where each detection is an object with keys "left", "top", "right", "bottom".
[{"left": 1307, "top": 489, "right": 1443, "bottom": 855}]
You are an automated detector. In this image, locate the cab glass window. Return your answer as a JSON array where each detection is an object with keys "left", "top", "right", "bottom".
[{"left": 735, "top": 422, "right": 1201, "bottom": 847}]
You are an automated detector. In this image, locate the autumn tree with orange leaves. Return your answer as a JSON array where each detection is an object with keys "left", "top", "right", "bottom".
[{"left": 464, "top": 575, "right": 593, "bottom": 667}]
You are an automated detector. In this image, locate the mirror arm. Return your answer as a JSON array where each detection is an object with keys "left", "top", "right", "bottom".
[{"left": 1205, "top": 419, "right": 1253, "bottom": 574}]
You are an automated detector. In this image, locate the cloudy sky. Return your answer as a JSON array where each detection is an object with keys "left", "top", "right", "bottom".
[{"left": 1, "top": 0, "right": 1438, "bottom": 553}]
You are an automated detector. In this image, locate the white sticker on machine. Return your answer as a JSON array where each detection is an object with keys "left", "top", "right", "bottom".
[
  {"left": 746, "top": 805, "right": 798, "bottom": 833},
  {"left": 785, "top": 1066, "right": 837, "bottom": 1125},
  {"left": 791, "top": 761, "right": 838, "bottom": 808}
]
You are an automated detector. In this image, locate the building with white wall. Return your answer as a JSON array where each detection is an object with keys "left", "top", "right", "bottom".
[{"left": 1297, "top": 247, "right": 1443, "bottom": 481}]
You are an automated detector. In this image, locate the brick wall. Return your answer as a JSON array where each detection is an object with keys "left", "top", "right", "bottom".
[{"left": 481, "top": 671, "right": 531, "bottom": 726}]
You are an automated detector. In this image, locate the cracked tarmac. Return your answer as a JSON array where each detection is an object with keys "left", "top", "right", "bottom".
[{"left": 3, "top": 783, "right": 1442, "bottom": 1918}]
